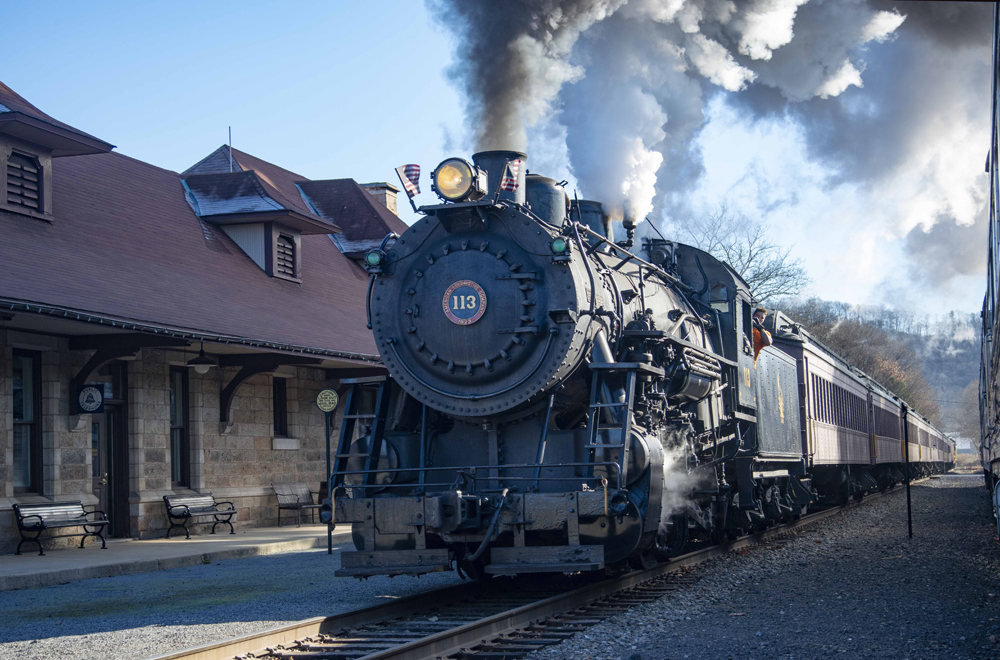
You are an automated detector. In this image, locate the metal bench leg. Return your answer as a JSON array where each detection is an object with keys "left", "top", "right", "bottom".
[
  {"left": 296, "top": 507, "right": 301, "bottom": 528},
  {"left": 16, "top": 536, "right": 43, "bottom": 556},
  {"left": 278, "top": 507, "right": 282, "bottom": 527}
]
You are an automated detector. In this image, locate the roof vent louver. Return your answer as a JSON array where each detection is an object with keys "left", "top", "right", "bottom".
[
  {"left": 7, "top": 152, "right": 41, "bottom": 210},
  {"left": 276, "top": 234, "right": 295, "bottom": 277}
]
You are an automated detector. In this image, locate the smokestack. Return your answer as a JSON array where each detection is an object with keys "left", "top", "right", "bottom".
[{"left": 472, "top": 150, "right": 527, "bottom": 205}]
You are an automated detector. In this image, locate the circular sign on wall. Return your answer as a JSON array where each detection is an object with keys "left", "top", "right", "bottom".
[
  {"left": 442, "top": 280, "right": 487, "bottom": 325},
  {"left": 316, "top": 389, "right": 340, "bottom": 413},
  {"left": 78, "top": 385, "right": 104, "bottom": 413}
]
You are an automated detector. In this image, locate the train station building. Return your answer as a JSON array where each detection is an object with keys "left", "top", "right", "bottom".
[{"left": 0, "top": 81, "right": 404, "bottom": 551}]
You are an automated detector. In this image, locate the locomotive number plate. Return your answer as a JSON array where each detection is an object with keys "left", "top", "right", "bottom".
[{"left": 443, "top": 280, "right": 487, "bottom": 325}]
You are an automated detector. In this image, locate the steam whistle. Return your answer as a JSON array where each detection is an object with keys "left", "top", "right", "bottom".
[{"left": 618, "top": 214, "right": 636, "bottom": 250}]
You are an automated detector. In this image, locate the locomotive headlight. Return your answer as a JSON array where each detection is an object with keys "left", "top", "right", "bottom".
[{"left": 432, "top": 158, "right": 487, "bottom": 202}]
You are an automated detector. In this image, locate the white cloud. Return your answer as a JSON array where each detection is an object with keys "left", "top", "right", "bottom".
[
  {"left": 734, "top": 0, "right": 809, "bottom": 61},
  {"left": 685, "top": 33, "right": 758, "bottom": 91},
  {"left": 862, "top": 10, "right": 906, "bottom": 44},
  {"left": 815, "top": 60, "right": 864, "bottom": 98}
]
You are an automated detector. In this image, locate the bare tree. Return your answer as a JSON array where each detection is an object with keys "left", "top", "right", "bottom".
[
  {"left": 678, "top": 206, "right": 810, "bottom": 303},
  {"left": 956, "top": 381, "right": 981, "bottom": 450}
]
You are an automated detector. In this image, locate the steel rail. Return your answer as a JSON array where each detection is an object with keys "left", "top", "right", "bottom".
[
  {"left": 360, "top": 489, "right": 904, "bottom": 660},
  {"left": 144, "top": 581, "right": 486, "bottom": 660},
  {"left": 146, "top": 487, "right": 905, "bottom": 660}
]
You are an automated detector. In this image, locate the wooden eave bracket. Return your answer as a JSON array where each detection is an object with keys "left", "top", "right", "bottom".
[
  {"left": 69, "top": 333, "right": 189, "bottom": 415},
  {"left": 218, "top": 354, "right": 322, "bottom": 434}
]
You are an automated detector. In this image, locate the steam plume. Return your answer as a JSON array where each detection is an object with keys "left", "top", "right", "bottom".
[{"left": 430, "top": 0, "right": 992, "bottom": 305}]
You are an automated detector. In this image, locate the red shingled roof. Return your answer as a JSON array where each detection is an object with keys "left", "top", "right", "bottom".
[
  {"left": 0, "top": 81, "right": 113, "bottom": 154},
  {"left": 185, "top": 145, "right": 407, "bottom": 253},
  {"left": 299, "top": 179, "right": 409, "bottom": 254},
  {"left": 0, "top": 150, "right": 379, "bottom": 359}
]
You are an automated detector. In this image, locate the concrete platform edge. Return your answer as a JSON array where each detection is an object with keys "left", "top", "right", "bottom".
[{"left": 0, "top": 532, "right": 354, "bottom": 592}]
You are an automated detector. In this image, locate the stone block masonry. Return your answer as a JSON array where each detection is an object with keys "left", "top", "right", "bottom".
[{"left": 0, "top": 333, "right": 349, "bottom": 553}]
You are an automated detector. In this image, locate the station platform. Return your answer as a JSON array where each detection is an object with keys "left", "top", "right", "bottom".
[{"left": 0, "top": 524, "right": 354, "bottom": 591}]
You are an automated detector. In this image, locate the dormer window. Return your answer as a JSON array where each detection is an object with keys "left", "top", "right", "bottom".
[
  {"left": 276, "top": 234, "right": 296, "bottom": 277},
  {"left": 7, "top": 152, "right": 41, "bottom": 211}
]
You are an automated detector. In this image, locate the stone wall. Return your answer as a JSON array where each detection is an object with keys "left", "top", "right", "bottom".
[
  {"left": 1, "top": 331, "right": 10, "bottom": 498},
  {"left": 128, "top": 352, "right": 341, "bottom": 538},
  {"left": 0, "top": 333, "right": 95, "bottom": 553},
  {"left": 0, "top": 333, "right": 346, "bottom": 553}
]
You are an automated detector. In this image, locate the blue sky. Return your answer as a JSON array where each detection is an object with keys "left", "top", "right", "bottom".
[
  {"left": 2, "top": 1, "right": 989, "bottom": 315},
  {"left": 1, "top": 1, "right": 465, "bottom": 197}
]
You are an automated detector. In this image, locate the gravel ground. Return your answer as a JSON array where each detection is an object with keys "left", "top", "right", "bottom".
[
  {"left": 527, "top": 474, "right": 1000, "bottom": 660},
  {"left": 1, "top": 475, "right": 995, "bottom": 660},
  {"left": 0, "top": 541, "right": 463, "bottom": 660}
]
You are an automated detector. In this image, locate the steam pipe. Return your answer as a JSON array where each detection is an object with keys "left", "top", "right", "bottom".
[{"left": 468, "top": 488, "right": 509, "bottom": 562}]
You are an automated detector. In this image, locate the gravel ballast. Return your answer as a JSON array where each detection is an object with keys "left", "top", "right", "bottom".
[
  {"left": 0, "top": 475, "right": 995, "bottom": 660},
  {"left": 527, "top": 474, "right": 1000, "bottom": 660},
  {"left": 0, "top": 542, "right": 462, "bottom": 660}
]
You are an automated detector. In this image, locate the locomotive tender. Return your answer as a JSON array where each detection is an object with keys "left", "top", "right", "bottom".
[{"left": 326, "top": 150, "right": 953, "bottom": 578}]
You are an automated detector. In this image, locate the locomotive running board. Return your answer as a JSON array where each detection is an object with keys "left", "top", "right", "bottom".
[
  {"left": 336, "top": 549, "right": 451, "bottom": 578},
  {"left": 485, "top": 545, "right": 605, "bottom": 575}
]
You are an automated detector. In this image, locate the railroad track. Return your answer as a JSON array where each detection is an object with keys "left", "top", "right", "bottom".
[{"left": 149, "top": 489, "right": 903, "bottom": 660}]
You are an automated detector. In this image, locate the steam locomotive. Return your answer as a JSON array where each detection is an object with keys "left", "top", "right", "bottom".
[{"left": 325, "top": 150, "right": 953, "bottom": 578}]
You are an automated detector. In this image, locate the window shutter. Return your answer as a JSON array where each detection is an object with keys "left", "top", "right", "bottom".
[
  {"left": 7, "top": 153, "right": 41, "bottom": 210},
  {"left": 276, "top": 235, "right": 295, "bottom": 276}
]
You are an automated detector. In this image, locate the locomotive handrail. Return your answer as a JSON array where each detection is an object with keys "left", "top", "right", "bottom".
[
  {"left": 329, "top": 461, "right": 624, "bottom": 490},
  {"left": 571, "top": 222, "right": 688, "bottom": 290}
]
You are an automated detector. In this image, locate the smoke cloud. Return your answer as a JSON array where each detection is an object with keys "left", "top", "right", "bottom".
[
  {"left": 430, "top": 0, "right": 992, "bottom": 305},
  {"left": 426, "top": 0, "right": 626, "bottom": 151}
]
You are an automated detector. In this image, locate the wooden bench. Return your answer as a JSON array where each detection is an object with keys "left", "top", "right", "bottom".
[
  {"left": 13, "top": 501, "right": 108, "bottom": 556},
  {"left": 163, "top": 493, "right": 236, "bottom": 539},
  {"left": 272, "top": 483, "right": 322, "bottom": 527}
]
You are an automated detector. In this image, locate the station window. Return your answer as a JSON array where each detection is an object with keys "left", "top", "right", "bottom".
[
  {"left": 273, "top": 378, "right": 288, "bottom": 437},
  {"left": 169, "top": 367, "right": 189, "bottom": 488},
  {"left": 12, "top": 350, "right": 42, "bottom": 493}
]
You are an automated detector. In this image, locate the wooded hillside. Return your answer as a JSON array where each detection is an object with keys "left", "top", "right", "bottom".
[{"left": 776, "top": 298, "right": 980, "bottom": 441}]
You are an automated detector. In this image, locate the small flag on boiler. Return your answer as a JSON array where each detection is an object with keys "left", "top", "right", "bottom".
[
  {"left": 499, "top": 159, "right": 522, "bottom": 192},
  {"left": 395, "top": 164, "right": 421, "bottom": 198}
]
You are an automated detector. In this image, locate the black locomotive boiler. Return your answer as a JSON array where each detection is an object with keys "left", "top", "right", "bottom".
[{"left": 325, "top": 150, "right": 951, "bottom": 578}]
